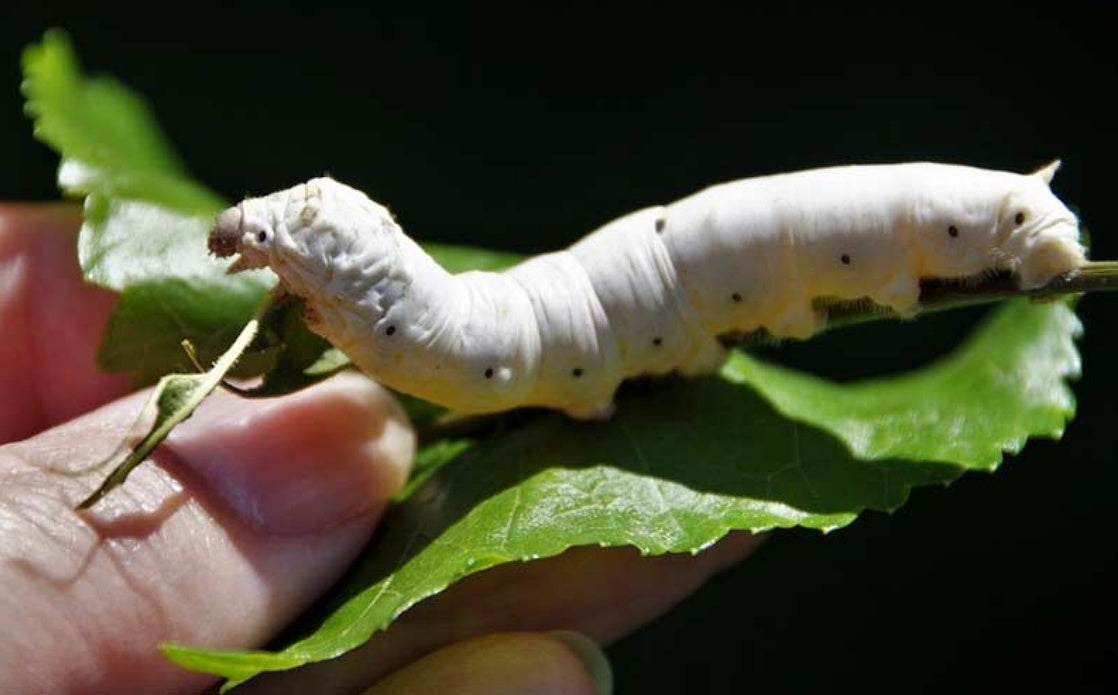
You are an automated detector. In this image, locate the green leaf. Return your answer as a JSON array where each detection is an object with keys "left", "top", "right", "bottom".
[
  {"left": 96, "top": 278, "right": 270, "bottom": 384},
  {"left": 21, "top": 30, "right": 273, "bottom": 381},
  {"left": 21, "top": 30, "right": 215, "bottom": 211},
  {"left": 165, "top": 300, "right": 1079, "bottom": 688},
  {"left": 722, "top": 299, "right": 1081, "bottom": 470}
]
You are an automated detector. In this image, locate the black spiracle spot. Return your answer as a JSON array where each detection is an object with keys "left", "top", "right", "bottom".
[
  {"left": 484, "top": 367, "right": 494, "bottom": 379},
  {"left": 652, "top": 336, "right": 663, "bottom": 346},
  {"left": 731, "top": 292, "right": 743, "bottom": 302},
  {"left": 948, "top": 225, "right": 959, "bottom": 238},
  {"left": 385, "top": 325, "right": 396, "bottom": 336},
  {"left": 840, "top": 254, "right": 851, "bottom": 265},
  {"left": 256, "top": 230, "right": 268, "bottom": 243},
  {"left": 572, "top": 367, "right": 584, "bottom": 378},
  {"left": 1015, "top": 211, "right": 1027, "bottom": 226},
  {"left": 655, "top": 217, "right": 666, "bottom": 233}
]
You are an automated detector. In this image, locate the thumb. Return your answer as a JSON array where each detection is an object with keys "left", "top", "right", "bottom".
[{"left": 0, "top": 371, "right": 414, "bottom": 693}]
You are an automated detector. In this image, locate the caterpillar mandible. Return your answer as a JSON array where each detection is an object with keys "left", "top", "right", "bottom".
[{"left": 209, "top": 162, "right": 1086, "bottom": 420}]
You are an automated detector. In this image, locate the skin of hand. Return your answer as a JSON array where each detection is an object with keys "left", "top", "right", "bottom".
[{"left": 0, "top": 203, "right": 761, "bottom": 694}]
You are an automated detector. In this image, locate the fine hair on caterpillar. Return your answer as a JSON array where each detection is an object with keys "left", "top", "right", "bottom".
[{"left": 209, "top": 161, "right": 1086, "bottom": 420}]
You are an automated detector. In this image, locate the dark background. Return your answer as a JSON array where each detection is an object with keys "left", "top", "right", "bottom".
[{"left": 4, "top": 2, "right": 1116, "bottom": 692}]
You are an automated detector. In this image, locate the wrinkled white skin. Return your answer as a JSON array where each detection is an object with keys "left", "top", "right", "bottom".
[{"left": 211, "top": 162, "right": 1085, "bottom": 419}]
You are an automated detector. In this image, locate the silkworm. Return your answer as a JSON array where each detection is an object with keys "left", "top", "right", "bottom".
[{"left": 209, "top": 161, "right": 1085, "bottom": 419}]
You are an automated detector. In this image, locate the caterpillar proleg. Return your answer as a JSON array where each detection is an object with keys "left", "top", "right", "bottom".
[{"left": 209, "top": 162, "right": 1086, "bottom": 419}]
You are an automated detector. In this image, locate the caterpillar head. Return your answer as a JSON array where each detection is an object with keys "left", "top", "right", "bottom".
[
  {"left": 209, "top": 177, "right": 400, "bottom": 298},
  {"left": 995, "top": 161, "right": 1086, "bottom": 289}
]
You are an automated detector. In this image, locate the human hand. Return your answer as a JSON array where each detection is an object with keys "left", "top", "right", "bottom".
[{"left": 0, "top": 203, "right": 760, "bottom": 693}]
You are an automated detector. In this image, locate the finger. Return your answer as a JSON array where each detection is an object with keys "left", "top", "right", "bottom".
[
  {"left": 363, "top": 632, "right": 611, "bottom": 695},
  {"left": 0, "top": 371, "right": 414, "bottom": 693},
  {"left": 246, "top": 531, "right": 760, "bottom": 693},
  {"left": 0, "top": 203, "right": 130, "bottom": 444}
]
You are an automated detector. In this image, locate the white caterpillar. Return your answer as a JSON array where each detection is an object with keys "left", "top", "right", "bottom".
[{"left": 209, "top": 162, "right": 1085, "bottom": 419}]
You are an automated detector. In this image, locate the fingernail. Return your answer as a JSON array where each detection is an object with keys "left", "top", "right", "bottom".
[
  {"left": 549, "top": 631, "right": 613, "bottom": 695},
  {"left": 167, "top": 372, "right": 415, "bottom": 535}
]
